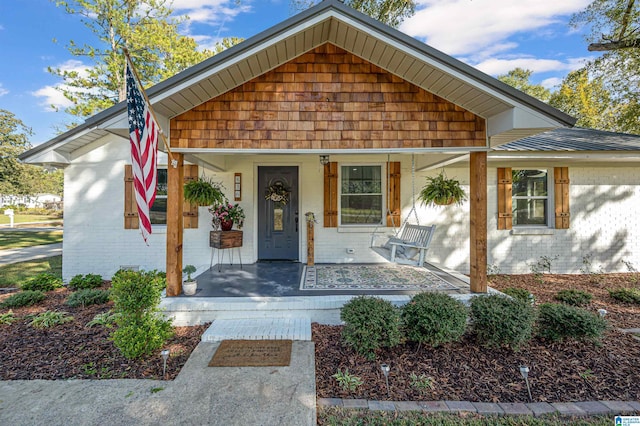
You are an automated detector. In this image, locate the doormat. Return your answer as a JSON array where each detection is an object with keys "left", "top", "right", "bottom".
[
  {"left": 300, "top": 264, "right": 460, "bottom": 291},
  {"left": 208, "top": 340, "right": 292, "bottom": 367}
]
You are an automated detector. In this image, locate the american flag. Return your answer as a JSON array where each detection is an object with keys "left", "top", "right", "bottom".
[{"left": 126, "top": 60, "right": 158, "bottom": 244}]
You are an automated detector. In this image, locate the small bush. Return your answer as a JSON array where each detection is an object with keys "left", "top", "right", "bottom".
[
  {"left": 111, "top": 314, "right": 173, "bottom": 359},
  {"left": 554, "top": 289, "right": 593, "bottom": 306},
  {"left": 332, "top": 368, "right": 363, "bottom": 392},
  {"left": 21, "top": 273, "right": 63, "bottom": 292},
  {"left": 86, "top": 311, "right": 121, "bottom": 328},
  {"left": 66, "top": 289, "right": 111, "bottom": 308},
  {"left": 502, "top": 287, "right": 534, "bottom": 304},
  {"left": 340, "top": 296, "right": 402, "bottom": 360},
  {"left": 537, "top": 303, "right": 607, "bottom": 342},
  {"left": 69, "top": 274, "right": 104, "bottom": 290},
  {"left": 608, "top": 287, "right": 640, "bottom": 304},
  {"left": 0, "top": 310, "right": 17, "bottom": 325},
  {"left": 28, "top": 310, "right": 74, "bottom": 328},
  {"left": 402, "top": 293, "right": 467, "bottom": 347},
  {"left": 0, "top": 290, "right": 46, "bottom": 308},
  {"left": 470, "top": 295, "right": 536, "bottom": 350}
]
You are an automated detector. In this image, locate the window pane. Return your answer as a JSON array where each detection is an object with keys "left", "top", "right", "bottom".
[
  {"left": 513, "top": 198, "right": 547, "bottom": 225},
  {"left": 341, "top": 166, "right": 382, "bottom": 194},
  {"left": 341, "top": 194, "right": 382, "bottom": 224},
  {"left": 150, "top": 197, "right": 167, "bottom": 225},
  {"left": 512, "top": 170, "right": 547, "bottom": 197},
  {"left": 156, "top": 169, "right": 168, "bottom": 196}
]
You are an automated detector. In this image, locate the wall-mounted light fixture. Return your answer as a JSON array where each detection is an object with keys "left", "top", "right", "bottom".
[{"left": 319, "top": 155, "right": 330, "bottom": 166}]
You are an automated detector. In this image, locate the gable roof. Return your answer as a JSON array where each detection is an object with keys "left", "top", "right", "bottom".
[
  {"left": 495, "top": 127, "right": 640, "bottom": 152},
  {"left": 20, "top": 0, "right": 575, "bottom": 166}
]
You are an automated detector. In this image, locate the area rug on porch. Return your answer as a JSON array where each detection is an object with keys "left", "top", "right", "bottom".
[{"left": 299, "top": 264, "right": 459, "bottom": 291}]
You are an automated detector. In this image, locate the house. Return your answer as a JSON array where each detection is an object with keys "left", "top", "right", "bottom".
[{"left": 26, "top": 0, "right": 638, "bottom": 297}]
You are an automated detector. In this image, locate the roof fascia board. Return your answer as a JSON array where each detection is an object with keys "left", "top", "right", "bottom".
[
  {"left": 170, "top": 147, "right": 489, "bottom": 155},
  {"left": 416, "top": 154, "right": 469, "bottom": 171},
  {"left": 489, "top": 152, "right": 640, "bottom": 161},
  {"left": 19, "top": 126, "right": 99, "bottom": 162}
]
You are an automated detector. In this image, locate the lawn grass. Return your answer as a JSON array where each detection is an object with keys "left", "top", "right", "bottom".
[
  {"left": 0, "top": 214, "right": 61, "bottom": 225},
  {"left": 318, "top": 408, "right": 612, "bottom": 426},
  {"left": 0, "top": 230, "right": 63, "bottom": 250},
  {"left": 0, "top": 256, "right": 62, "bottom": 287}
]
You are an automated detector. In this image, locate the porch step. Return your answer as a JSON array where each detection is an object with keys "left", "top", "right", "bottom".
[{"left": 201, "top": 317, "right": 312, "bottom": 342}]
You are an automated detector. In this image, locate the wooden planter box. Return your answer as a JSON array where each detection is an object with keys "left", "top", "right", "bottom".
[{"left": 210, "top": 230, "right": 243, "bottom": 249}]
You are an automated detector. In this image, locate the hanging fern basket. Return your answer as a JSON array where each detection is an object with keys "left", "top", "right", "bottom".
[
  {"left": 418, "top": 170, "right": 467, "bottom": 207},
  {"left": 183, "top": 179, "right": 225, "bottom": 206}
]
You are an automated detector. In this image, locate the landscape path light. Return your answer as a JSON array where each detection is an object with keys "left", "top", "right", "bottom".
[
  {"left": 519, "top": 365, "right": 532, "bottom": 402},
  {"left": 161, "top": 349, "right": 170, "bottom": 379},
  {"left": 380, "top": 363, "right": 390, "bottom": 397}
]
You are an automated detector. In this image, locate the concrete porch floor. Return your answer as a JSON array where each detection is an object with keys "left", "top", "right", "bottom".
[{"left": 160, "top": 262, "right": 496, "bottom": 326}]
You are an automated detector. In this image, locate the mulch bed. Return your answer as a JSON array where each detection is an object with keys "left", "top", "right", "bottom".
[
  {"left": 0, "top": 286, "right": 206, "bottom": 380},
  {"left": 314, "top": 273, "right": 640, "bottom": 403}
]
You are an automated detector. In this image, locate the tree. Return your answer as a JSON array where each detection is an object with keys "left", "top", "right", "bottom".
[
  {"left": 0, "top": 110, "right": 64, "bottom": 197},
  {"left": 572, "top": 0, "right": 640, "bottom": 52},
  {"left": 290, "top": 0, "right": 416, "bottom": 27},
  {"left": 497, "top": 68, "right": 551, "bottom": 102},
  {"left": 549, "top": 69, "right": 617, "bottom": 130},
  {"left": 50, "top": 0, "right": 241, "bottom": 118}
]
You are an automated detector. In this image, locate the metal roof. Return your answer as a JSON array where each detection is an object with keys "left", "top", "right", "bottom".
[
  {"left": 495, "top": 127, "right": 640, "bottom": 152},
  {"left": 20, "top": 0, "right": 575, "bottom": 165}
]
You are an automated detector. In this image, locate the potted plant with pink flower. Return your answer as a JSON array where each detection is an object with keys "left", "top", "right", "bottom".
[{"left": 209, "top": 202, "right": 245, "bottom": 231}]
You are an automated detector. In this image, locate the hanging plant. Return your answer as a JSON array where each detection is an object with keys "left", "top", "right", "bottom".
[
  {"left": 265, "top": 182, "right": 290, "bottom": 206},
  {"left": 183, "top": 177, "right": 225, "bottom": 206},
  {"left": 418, "top": 170, "right": 467, "bottom": 207}
]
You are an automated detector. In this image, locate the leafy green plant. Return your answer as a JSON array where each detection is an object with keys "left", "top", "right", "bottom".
[
  {"left": 86, "top": 311, "right": 120, "bottom": 328},
  {"left": 28, "top": 310, "right": 74, "bottom": 328},
  {"left": 0, "top": 310, "right": 17, "bottom": 325},
  {"left": 69, "top": 273, "right": 104, "bottom": 290},
  {"left": 502, "top": 287, "right": 534, "bottom": 304},
  {"left": 110, "top": 270, "right": 173, "bottom": 359},
  {"left": 66, "top": 289, "right": 111, "bottom": 308},
  {"left": 401, "top": 293, "right": 467, "bottom": 347},
  {"left": 608, "top": 287, "right": 640, "bottom": 304},
  {"left": 554, "top": 289, "right": 593, "bottom": 306},
  {"left": 418, "top": 170, "right": 467, "bottom": 207},
  {"left": 332, "top": 368, "right": 363, "bottom": 392},
  {"left": 21, "top": 272, "right": 63, "bottom": 292},
  {"left": 0, "top": 290, "right": 46, "bottom": 308},
  {"left": 579, "top": 369, "right": 595, "bottom": 380},
  {"left": 470, "top": 295, "right": 536, "bottom": 350},
  {"left": 183, "top": 178, "right": 225, "bottom": 206},
  {"left": 409, "top": 373, "right": 434, "bottom": 395},
  {"left": 537, "top": 303, "right": 607, "bottom": 342},
  {"left": 340, "top": 296, "right": 402, "bottom": 360},
  {"left": 183, "top": 265, "right": 196, "bottom": 282}
]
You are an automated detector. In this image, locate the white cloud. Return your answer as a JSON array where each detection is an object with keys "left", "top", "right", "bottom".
[
  {"left": 541, "top": 77, "right": 563, "bottom": 89},
  {"left": 51, "top": 59, "right": 90, "bottom": 77},
  {"left": 32, "top": 86, "right": 74, "bottom": 111},
  {"left": 172, "top": 0, "right": 251, "bottom": 25},
  {"left": 0, "top": 83, "right": 8, "bottom": 97},
  {"left": 472, "top": 56, "right": 590, "bottom": 76},
  {"left": 401, "top": 0, "right": 591, "bottom": 57}
]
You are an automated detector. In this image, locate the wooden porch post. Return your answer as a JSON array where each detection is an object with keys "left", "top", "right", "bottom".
[
  {"left": 166, "top": 154, "right": 184, "bottom": 297},
  {"left": 470, "top": 152, "right": 487, "bottom": 293}
]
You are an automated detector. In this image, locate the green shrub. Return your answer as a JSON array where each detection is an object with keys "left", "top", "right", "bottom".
[
  {"left": 537, "top": 303, "right": 607, "bottom": 342},
  {"left": 332, "top": 368, "right": 364, "bottom": 392},
  {"left": 401, "top": 292, "right": 467, "bottom": 347},
  {"left": 110, "top": 270, "right": 172, "bottom": 359},
  {"left": 0, "top": 290, "right": 46, "bottom": 308},
  {"left": 340, "top": 296, "right": 402, "bottom": 360},
  {"left": 69, "top": 274, "right": 104, "bottom": 290},
  {"left": 66, "top": 289, "right": 111, "bottom": 308},
  {"left": 21, "top": 273, "right": 63, "bottom": 292},
  {"left": 28, "top": 310, "right": 74, "bottom": 328},
  {"left": 111, "top": 314, "right": 173, "bottom": 359},
  {"left": 502, "top": 287, "right": 534, "bottom": 304},
  {"left": 470, "top": 295, "right": 536, "bottom": 350},
  {"left": 86, "top": 311, "right": 121, "bottom": 328},
  {"left": 554, "top": 289, "right": 593, "bottom": 306},
  {"left": 608, "top": 287, "right": 640, "bottom": 304},
  {"left": 0, "top": 310, "right": 17, "bottom": 325}
]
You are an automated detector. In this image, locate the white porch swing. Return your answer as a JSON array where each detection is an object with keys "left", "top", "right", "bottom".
[{"left": 370, "top": 154, "right": 436, "bottom": 266}]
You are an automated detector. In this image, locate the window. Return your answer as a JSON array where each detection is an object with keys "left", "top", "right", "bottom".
[
  {"left": 149, "top": 168, "right": 167, "bottom": 225},
  {"left": 340, "top": 165, "right": 383, "bottom": 225},
  {"left": 512, "top": 169, "right": 549, "bottom": 226}
]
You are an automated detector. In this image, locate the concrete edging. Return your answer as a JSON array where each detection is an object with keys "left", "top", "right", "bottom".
[{"left": 317, "top": 398, "right": 640, "bottom": 417}]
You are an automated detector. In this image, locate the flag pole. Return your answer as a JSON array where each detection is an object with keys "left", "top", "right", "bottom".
[{"left": 123, "top": 47, "right": 178, "bottom": 168}]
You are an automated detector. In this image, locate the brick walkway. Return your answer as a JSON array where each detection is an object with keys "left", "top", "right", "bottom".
[{"left": 318, "top": 398, "right": 640, "bottom": 417}]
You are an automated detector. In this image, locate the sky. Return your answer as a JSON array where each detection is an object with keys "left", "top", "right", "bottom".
[{"left": 0, "top": 0, "right": 598, "bottom": 146}]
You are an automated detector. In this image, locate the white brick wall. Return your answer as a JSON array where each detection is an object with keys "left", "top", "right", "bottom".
[{"left": 61, "top": 137, "right": 640, "bottom": 280}]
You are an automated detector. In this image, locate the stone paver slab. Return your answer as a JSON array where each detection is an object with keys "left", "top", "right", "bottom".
[
  {"left": 472, "top": 402, "right": 503, "bottom": 415},
  {"left": 499, "top": 402, "right": 533, "bottom": 415},
  {"left": 420, "top": 401, "right": 449, "bottom": 412},
  {"left": 601, "top": 401, "right": 635, "bottom": 413},
  {"left": 342, "top": 399, "right": 368, "bottom": 408},
  {"left": 368, "top": 400, "right": 396, "bottom": 411},
  {"left": 551, "top": 402, "right": 587, "bottom": 416},
  {"left": 445, "top": 400, "right": 477, "bottom": 412},
  {"left": 574, "top": 401, "right": 612, "bottom": 415},
  {"left": 395, "top": 401, "right": 422, "bottom": 411},
  {"left": 527, "top": 402, "right": 556, "bottom": 417},
  {"left": 317, "top": 398, "right": 342, "bottom": 407}
]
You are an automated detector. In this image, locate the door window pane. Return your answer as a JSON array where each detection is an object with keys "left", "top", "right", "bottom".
[{"left": 151, "top": 169, "right": 167, "bottom": 225}]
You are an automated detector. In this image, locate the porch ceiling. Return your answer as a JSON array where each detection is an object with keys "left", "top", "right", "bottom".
[{"left": 20, "top": 0, "right": 574, "bottom": 167}]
